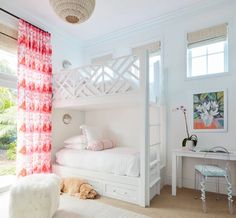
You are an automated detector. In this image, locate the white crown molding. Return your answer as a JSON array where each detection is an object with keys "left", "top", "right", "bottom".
[
  {"left": 0, "top": 0, "right": 228, "bottom": 49},
  {"left": 84, "top": 0, "right": 227, "bottom": 48},
  {"left": 0, "top": 1, "right": 84, "bottom": 48}
]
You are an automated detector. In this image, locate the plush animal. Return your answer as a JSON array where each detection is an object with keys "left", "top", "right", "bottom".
[{"left": 60, "top": 177, "right": 97, "bottom": 200}]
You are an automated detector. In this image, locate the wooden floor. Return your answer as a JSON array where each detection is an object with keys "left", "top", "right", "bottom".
[
  {"left": 0, "top": 185, "right": 235, "bottom": 217},
  {"left": 99, "top": 186, "right": 235, "bottom": 218}
]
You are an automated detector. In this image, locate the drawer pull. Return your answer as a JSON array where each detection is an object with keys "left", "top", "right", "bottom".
[{"left": 112, "top": 189, "right": 127, "bottom": 195}]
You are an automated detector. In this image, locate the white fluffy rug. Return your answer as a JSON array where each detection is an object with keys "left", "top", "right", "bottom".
[{"left": 0, "top": 192, "right": 149, "bottom": 218}]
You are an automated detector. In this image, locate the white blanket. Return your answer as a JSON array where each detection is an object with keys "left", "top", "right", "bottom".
[{"left": 56, "top": 147, "right": 157, "bottom": 177}]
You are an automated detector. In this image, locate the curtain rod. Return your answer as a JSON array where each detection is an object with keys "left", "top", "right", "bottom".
[{"left": 0, "top": 8, "right": 48, "bottom": 33}]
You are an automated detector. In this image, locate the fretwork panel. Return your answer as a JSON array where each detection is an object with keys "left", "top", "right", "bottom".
[{"left": 53, "top": 55, "right": 140, "bottom": 101}]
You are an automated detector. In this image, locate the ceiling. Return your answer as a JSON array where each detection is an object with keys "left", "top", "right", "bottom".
[{"left": 0, "top": 0, "right": 211, "bottom": 42}]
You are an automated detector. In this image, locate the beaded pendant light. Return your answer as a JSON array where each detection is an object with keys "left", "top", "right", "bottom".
[{"left": 49, "top": 0, "right": 95, "bottom": 24}]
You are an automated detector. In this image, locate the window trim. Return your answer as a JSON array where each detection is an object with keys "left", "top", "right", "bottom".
[
  {"left": 187, "top": 40, "right": 228, "bottom": 79},
  {"left": 185, "top": 71, "right": 231, "bottom": 81},
  {"left": 0, "top": 73, "right": 17, "bottom": 89}
]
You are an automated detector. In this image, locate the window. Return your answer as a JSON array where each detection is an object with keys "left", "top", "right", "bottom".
[
  {"left": 0, "top": 23, "right": 17, "bottom": 76},
  {"left": 0, "top": 49, "right": 17, "bottom": 75},
  {"left": 132, "top": 41, "right": 162, "bottom": 103},
  {"left": 187, "top": 40, "right": 227, "bottom": 77},
  {"left": 149, "top": 52, "right": 161, "bottom": 103},
  {"left": 187, "top": 23, "right": 228, "bottom": 78},
  {"left": 0, "top": 87, "right": 17, "bottom": 177},
  {"left": 0, "top": 23, "right": 17, "bottom": 184}
]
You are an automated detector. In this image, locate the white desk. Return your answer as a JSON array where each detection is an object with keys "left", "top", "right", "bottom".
[{"left": 172, "top": 148, "right": 236, "bottom": 196}]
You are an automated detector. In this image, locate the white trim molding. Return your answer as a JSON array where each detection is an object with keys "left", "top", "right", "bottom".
[{"left": 84, "top": 0, "right": 227, "bottom": 48}]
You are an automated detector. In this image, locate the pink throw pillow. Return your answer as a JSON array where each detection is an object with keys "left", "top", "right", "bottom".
[{"left": 87, "top": 139, "right": 116, "bottom": 151}]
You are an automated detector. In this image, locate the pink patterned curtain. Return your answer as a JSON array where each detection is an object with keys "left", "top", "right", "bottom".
[{"left": 17, "top": 20, "right": 52, "bottom": 177}]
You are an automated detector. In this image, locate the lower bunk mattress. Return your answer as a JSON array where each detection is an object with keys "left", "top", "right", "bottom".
[{"left": 55, "top": 147, "right": 157, "bottom": 177}]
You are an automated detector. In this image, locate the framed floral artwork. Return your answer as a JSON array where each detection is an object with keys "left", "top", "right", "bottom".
[{"left": 192, "top": 90, "right": 227, "bottom": 132}]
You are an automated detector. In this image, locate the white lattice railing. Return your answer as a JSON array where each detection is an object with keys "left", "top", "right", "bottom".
[{"left": 53, "top": 55, "right": 140, "bottom": 101}]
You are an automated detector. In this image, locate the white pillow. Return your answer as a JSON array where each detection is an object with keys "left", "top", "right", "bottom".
[
  {"left": 80, "top": 125, "right": 103, "bottom": 144},
  {"left": 64, "top": 143, "right": 86, "bottom": 150},
  {"left": 64, "top": 135, "right": 87, "bottom": 145}
]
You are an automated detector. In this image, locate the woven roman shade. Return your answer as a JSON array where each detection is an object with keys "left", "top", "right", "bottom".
[
  {"left": 91, "top": 54, "right": 113, "bottom": 65},
  {"left": 132, "top": 41, "right": 161, "bottom": 56},
  {"left": 0, "top": 23, "right": 17, "bottom": 54},
  {"left": 187, "top": 23, "right": 228, "bottom": 48}
]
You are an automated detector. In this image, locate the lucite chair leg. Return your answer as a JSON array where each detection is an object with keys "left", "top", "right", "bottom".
[
  {"left": 194, "top": 170, "right": 198, "bottom": 199},
  {"left": 200, "top": 175, "right": 207, "bottom": 213},
  {"left": 226, "top": 175, "right": 234, "bottom": 214},
  {"left": 228, "top": 199, "right": 234, "bottom": 215},
  {"left": 216, "top": 177, "right": 220, "bottom": 201}
]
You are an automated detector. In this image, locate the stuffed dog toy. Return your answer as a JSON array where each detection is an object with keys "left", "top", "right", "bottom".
[{"left": 60, "top": 177, "right": 97, "bottom": 199}]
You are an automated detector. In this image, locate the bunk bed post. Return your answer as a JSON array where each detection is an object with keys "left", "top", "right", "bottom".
[
  {"left": 160, "top": 66, "right": 167, "bottom": 170},
  {"left": 145, "top": 51, "right": 151, "bottom": 206},
  {"left": 139, "top": 50, "right": 150, "bottom": 207}
]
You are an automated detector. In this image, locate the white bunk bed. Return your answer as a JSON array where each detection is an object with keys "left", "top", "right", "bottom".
[{"left": 52, "top": 48, "right": 166, "bottom": 207}]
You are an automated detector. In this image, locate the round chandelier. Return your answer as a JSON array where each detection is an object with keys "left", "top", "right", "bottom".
[{"left": 49, "top": 0, "right": 96, "bottom": 24}]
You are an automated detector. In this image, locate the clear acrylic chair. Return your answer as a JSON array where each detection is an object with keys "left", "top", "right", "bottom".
[{"left": 194, "top": 146, "right": 234, "bottom": 214}]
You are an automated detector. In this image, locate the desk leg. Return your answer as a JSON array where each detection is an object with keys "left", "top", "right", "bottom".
[
  {"left": 172, "top": 152, "right": 177, "bottom": 196},
  {"left": 177, "top": 156, "right": 183, "bottom": 188}
]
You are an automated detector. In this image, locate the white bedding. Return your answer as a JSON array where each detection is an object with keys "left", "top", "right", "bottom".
[{"left": 56, "top": 147, "right": 157, "bottom": 177}]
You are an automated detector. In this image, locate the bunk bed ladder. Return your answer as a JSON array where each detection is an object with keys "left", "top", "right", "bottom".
[
  {"left": 142, "top": 51, "right": 162, "bottom": 207},
  {"left": 148, "top": 57, "right": 162, "bottom": 203},
  {"left": 149, "top": 119, "right": 161, "bottom": 199}
]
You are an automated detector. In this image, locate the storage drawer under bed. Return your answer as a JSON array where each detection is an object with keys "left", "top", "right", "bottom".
[{"left": 104, "top": 183, "right": 139, "bottom": 203}]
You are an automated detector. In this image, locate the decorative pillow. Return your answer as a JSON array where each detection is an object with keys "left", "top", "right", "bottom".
[
  {"left": 80, "top": 125, "right": 103, "bottom": 144},
  {"left": 64, "top": 135, "right": 87, "bottom": 145},
  {"left": 87, "top": 139, "right": 116, "bottom": 151},
  {"left": 64, "top": 143, "right": 87, "bottom": 150}
]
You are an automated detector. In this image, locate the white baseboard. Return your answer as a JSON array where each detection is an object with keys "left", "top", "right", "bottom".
[{"left": 165, "top": 175, "right": 236, "bottom": 196}]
